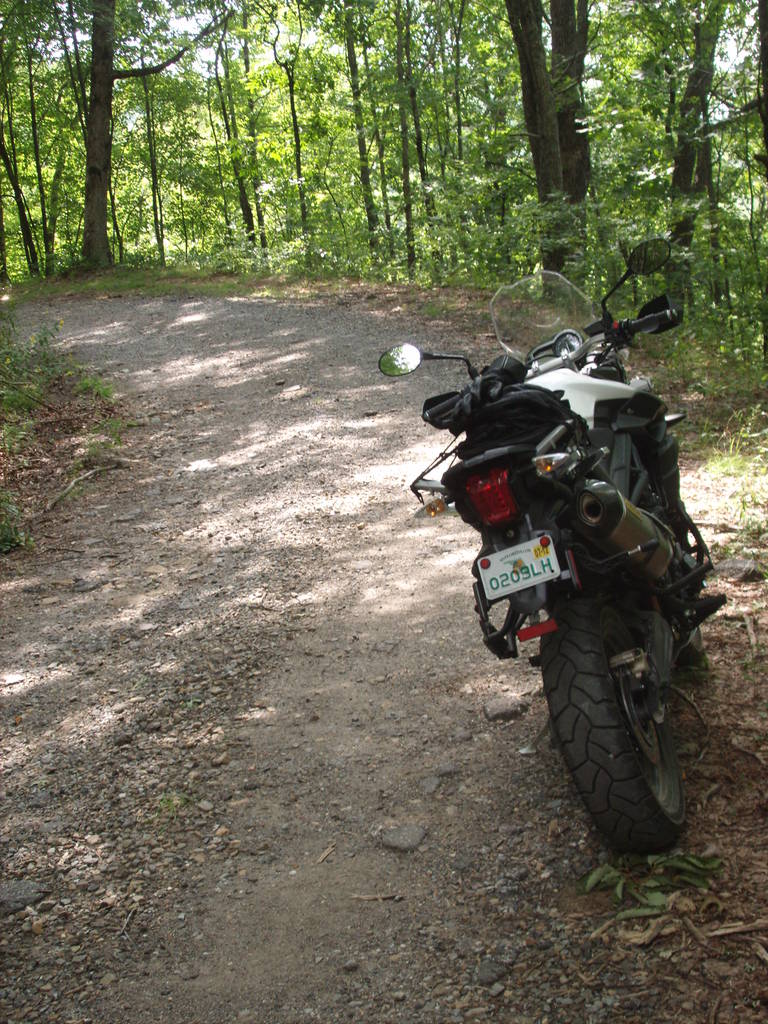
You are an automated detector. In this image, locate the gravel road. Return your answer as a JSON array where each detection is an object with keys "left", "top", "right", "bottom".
[{"left": 1, "top": 290, "right": 765, "bottom": 1024}]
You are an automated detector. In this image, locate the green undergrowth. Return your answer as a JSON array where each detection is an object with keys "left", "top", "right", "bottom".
[
  {"left": 0, "top": 487, "right": 30, "bottom": 553},
  {"left": 0, "top": 308, "right": 116, "bottom": 552},
  {"left": 582, "top": 851, "right": 723, "bottom": 921},
  {"left": 643, "top": 329, "right": 768, "bottom": 543}
]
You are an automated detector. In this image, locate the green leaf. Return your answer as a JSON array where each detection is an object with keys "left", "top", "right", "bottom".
[
  {"left": 641, "top": 890, "right": 668, "bottom": 909},
  {"left": 582, "top": 865, "right": 618, "bottom": 893}
]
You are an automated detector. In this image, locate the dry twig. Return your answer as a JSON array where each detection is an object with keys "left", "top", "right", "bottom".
[
  {"left": 350, "top": 893, "right": 403, "bottom": 902},
  {"left": 44, "top": 462, "right": 123, "bottom": 512},
  {"left": 708, "top": 992, "right": 724, "bottom": 1024},
  {"left": 119, "top": 907, "right": 136, "bottom": 937},
  {"left": 743, "top": 613, "right": 758, "bottom": 654},
  {"left": 705, "top": 918, "right": 768, "bottom": 939}
]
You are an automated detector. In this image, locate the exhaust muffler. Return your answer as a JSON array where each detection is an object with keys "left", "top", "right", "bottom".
[{"left": 574, "top": 480, "right": 673, "bottom": 580}]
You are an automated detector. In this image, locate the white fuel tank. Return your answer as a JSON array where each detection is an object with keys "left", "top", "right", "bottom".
[{"left": 532, "top": 368, "right": 640, "bottom": 427}]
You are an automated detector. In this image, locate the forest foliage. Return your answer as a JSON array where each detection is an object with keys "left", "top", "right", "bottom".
[{"left": 0, "top": 0, "right": 767, "bottom": 364}]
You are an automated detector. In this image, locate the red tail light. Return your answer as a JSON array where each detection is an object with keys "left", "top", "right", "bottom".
[{"left": 465, "top": 467, "right": 520, "bottom": 526}]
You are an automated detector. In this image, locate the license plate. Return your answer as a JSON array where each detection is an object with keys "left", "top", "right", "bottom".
[{"left": 477, "top": 537, "right": 561, "bottom": 599}]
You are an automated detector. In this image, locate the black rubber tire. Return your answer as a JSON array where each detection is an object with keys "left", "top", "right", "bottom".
[{"left": 540, "top": 597, "right": 685, "bottom": 852}]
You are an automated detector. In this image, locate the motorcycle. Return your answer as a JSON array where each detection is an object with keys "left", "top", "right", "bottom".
[{"left": 379, "top": 239, "right": 725, "bottom": 853}]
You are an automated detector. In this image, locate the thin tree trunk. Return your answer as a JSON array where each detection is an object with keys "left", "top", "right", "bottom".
[
  {"left": 269, "top": 2, "right": 308, "bottom": 246},
  {"left": 54, "top": 0, "right": 89, "bottom": 147},
  {"left": 216, "top": 40, "right": 256, "bottom": 246},
  {"left": 241, "top": 4, "right": 268, "bottom": 257},
  {"left": 447, "top": 0, "right": 466, "bottom": 161},
  {"left": 696, "top": 128, "right": 726, "bottom": 306},
  {"left": 757, "top": 0, "right": 768, "bottom": 183},
  {"left": 286, "top": 67, "right": 308, "bottom": 239},
  {"left": 343, "top": 0, "right": 378, "bottom": 251},
  {"left": 0, "top": 117, "right": 40, "bottom": 276},
  {"left": 108, "top": 177, "right": 123, "bottom": 262},
  {"left": 26, "top": 48, "right": 55, "bottom": 275},
  {"left": 362, "top": 40, "right": 394, "bottom": 257},
  {"left": 178, "top": 147, "right": 189, "bottom": 259},
  {"left": 395, "top": 0, "right": 415, "bottom": 277},
  {"left": 404, "top": 0, "right": 435, "bottom": 223},
  {"left": 0, "top": 192, "right": 9, "bottom": 283},
  {"left": 207, "top": 80, "right": 234, "bottom": 246},
  {"left": 47, "top": 145, "right": 66, "bottom": 266},
  {"left": 141, "top": 72, "right": 165, "bottom": 265}
]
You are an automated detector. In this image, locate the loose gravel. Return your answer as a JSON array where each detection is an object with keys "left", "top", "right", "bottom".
[{"left": 1, "top": 289, "right": 765, "bottom": 1024}]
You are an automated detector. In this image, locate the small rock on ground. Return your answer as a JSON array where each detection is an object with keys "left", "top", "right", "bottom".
[
  {"left": 483, "top": 696, "right": 530, "bottom": 722},
  {"left": 381, "top": 825, "right": 427, "bottom": 852}
]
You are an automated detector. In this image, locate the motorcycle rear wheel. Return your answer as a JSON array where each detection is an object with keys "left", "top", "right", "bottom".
[{"left": 540, "top": 597, "right": 685, "bottom": 852}]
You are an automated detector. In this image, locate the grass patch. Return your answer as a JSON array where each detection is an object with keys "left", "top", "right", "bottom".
[
  {"left": 0, "top": 487, "right": 31, "bottom": 553},
  {"left": 75, "top": 375, "right": 114, "bottom": 401},
  {"left": 0, "top": 309, "right": 119, "bottom": 552},
  {"left": 155, "top": 791, "right": 190, "bottom": 824},
  {"left": 703, "top": 406, "right": 768, "bottom": 541},
  {"left": 10, "top": 265, "right": 493, "bottom": 328}
]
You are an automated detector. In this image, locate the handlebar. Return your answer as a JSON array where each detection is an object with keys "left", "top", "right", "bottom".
[
  {"left": 622, "top": 307, "right": 681, "bottom": 336},
  {"left": 424, "top": 305, "right": 682, "bottom": 411},
  {"left": 422, "top": 392, "right": 462, "bottom": 425}
]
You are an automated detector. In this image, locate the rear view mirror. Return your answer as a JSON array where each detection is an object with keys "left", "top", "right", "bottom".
[
  {"left": 628, "top": 238, "right": 670, "bottom": 277},
  {"left": 378, "top": 343, "right": 423, "bottom": 376}
]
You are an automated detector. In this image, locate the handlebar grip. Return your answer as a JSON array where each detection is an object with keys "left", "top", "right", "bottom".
[
  {"left": 628, "top": 309, "right": 678, "bottom": 335},
  {"left": 422, "top": 393, "right": 460, "bottom": 425}
]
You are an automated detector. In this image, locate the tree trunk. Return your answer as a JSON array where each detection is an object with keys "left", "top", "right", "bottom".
[
  {"left": 0, "top": 192, "right": 9, "bottom": 283},
  {"left": 47, "top": 145, "right": 66, "bottom": 269},
  {"left": 447, "top": 0, "right": 466, "bottom": 161},
  {"left": 395, "top": 0, "right": 415, "bottom": 277},
  {"left": 81, "top": 0, "right": 116, "bottom": 267},
  {"left": 696, "top": 127, "right": 728, "bottom": 307},
  {"left": 504, "top": 0, "right": 565, "bottom": 271},
  {"left": 404, "top": 0, "right": 436, "bottom": 223},
  {"left": 343, "top": 0, "right": 378, "bottom": 251},
  {"left": 0, "top": 114, "right": 40, "bottom": 276},
  {"left": 757, "top": 0, "right": 768, "bottom": 183},
  {"left": 241, "top": 5, "right": 269, "bottom": 257},
  {"left": 215, "top": 40, "right": 256, "bottom": 246},
  {"left": 54, "top": 0, "right": 89, "bottom": 147},
  {"left": 26, "top": 49, "right": 56, "bottom": 275},
  {"left": 668, "top": 10, "right": 722, "bottom": 300},
  {"left": 550, "top": 0, "right": 590, "bottom": 205},
  {"left": 286, "top": 66, "right": 308, "bottom": 239},
  {"left": 108, "top": 177, "right": 124, "bottom": 263},
  {"left": 207, "top": 81, "right": 234, "bottom": 246},
  {"left": 80, "top": 3, "right": 225, "bottom": 267},
  {"left": 141, "top": 72, "right": 165, "bottom": 265},
  {"left": 362, "top": 40, "right": 394, "bottom": 257}
]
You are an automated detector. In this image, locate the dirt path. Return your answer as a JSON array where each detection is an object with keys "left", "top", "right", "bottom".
[{"left": 1, "top": 292, "right": 766, "bottom": 1024}]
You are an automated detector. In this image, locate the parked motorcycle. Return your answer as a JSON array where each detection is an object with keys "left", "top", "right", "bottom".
[{"left": 379, "top": 239, "right": 724, "bottom": 852}]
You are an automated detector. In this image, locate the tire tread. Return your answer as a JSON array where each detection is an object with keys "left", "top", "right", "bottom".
[{"left": 541, "top": 597, "right": 684, "bottom": 852}]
